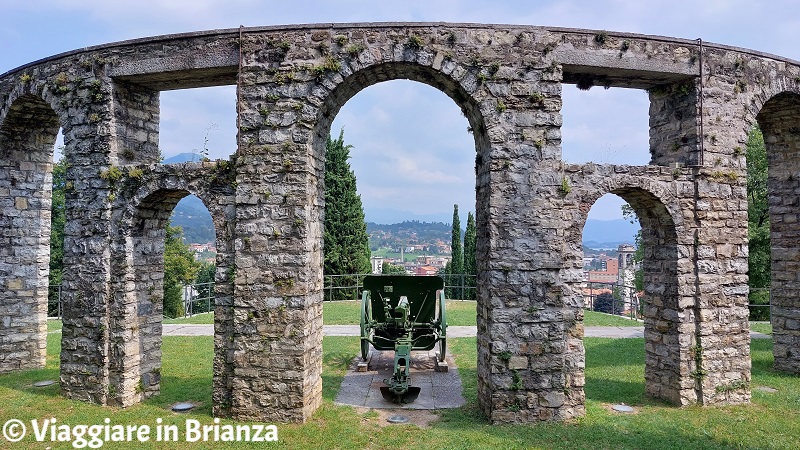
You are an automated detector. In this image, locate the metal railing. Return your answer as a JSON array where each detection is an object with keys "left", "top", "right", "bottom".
[
  {"left": 46, "top": 282, "right": 216, "bottom": 319},
  {"left": 748, "top": 288, "right": 771, "bottom": 321},
  {"left": 322, "top": 273, "right": 477, "bottom": 301},
  {"left": 182, "top": 282, "right": 215, "bottom": 317},
  {"left": 440, "top": 273, "right": 477, "bottom": 301},
  {"left": 47, "top": 284, "right": 63, "bottom": 318},
  {"left": 323, "top": 273, "right": 370, "bottom": 301},
  {"left": 44, "top": 282, "right": 774, "bottom": 321},
  {"left": 583, "top": 281, "right": 643, "bottom": 320}
]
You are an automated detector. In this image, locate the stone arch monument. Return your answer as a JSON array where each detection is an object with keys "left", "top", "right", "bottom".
[{"left": 2, "top": 23, "right": 799, "bottom": 424}]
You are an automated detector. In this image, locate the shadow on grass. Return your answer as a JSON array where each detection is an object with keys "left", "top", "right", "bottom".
[
  {"left": 146, "top": 375, "right": 214, "bottom": 416},
  {"left": 0, "top": 367, "right": 63, "bottom": 401},
  {"left": 432, "top": 409, "right": 754, "bottom": 450},
  {"left": 584, "top": 337, "right": 644, "bottom": 368},
  {"left": 583, "top": 337, "right": 646, "bottom": 405}
]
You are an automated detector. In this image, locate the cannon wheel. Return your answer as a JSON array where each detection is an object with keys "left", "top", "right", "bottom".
[
  {"left": 360, "top": 292, "right": 371, "bottom": 361},
  {"left": 438, "top": 290, "right": 447, "bottom": 362}
]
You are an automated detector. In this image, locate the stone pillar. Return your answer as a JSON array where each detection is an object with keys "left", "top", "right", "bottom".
[
  {"left": 477, "top": 61, "right": 585, "bottom": 423},
  {"left": 636, "top": 197, "right": 693, "bottom": 404},
  {"left": 59, "top": 65, "right": 116, "bottom": 404},
  {"left": 647, "top": 78, "right": 751, "bottom": 404},
  {"left": 0, "top": 94, "right": 58, "bottom": 374},
  {"left": 111, "top": 81, "right": 160, "bottom": 165},
  {"left": 649, "top": 80, "right": 700, "bottom": 167},
  {"left": 106, "top": 81, "right": 163, "bottom": 407},
  {"left": 224, "top": 32, "right": 323, "bottom": 422}
]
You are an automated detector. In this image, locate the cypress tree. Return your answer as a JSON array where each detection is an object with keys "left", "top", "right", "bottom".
[
  {"left": 449, "top": 204, "right": 463, "bottom": 276},
  {"left": 463, "top": 211, "right": 477, "bottom": 299},
  {"left": 447, "top": 205, "right": 463, "bottom": 298},
  {"left": 324, "top": 130, "right": 371, "bottom": 298}
]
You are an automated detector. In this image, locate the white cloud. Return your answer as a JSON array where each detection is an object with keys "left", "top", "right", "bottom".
[
  {"left": 159, "top": 86, "right": 238, "bottom": 160},
  {"left": 5, "top": 0, "right": 800, "bottom": 222},
  {"left": 562, "top": 86, "right": 650, "bottom": 166}
]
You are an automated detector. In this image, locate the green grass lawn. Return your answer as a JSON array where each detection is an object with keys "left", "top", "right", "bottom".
[
  {"left": 162, "top": 312, "right": 214, "bottom": 324},
  {"left": 750, "top": 322, "right": 773, "bottom": 335},
  {"left": 3, "top": 331, "right": 798, "bottom": 449},
  {"left": 46, "top": 318, "right": 62, "bottom": 332},
  {"left": 583, "top": 310, "right": 642, "bottom": 327},
  {"left": 49, "top": 309, "right": 770, "bottom": 335}
]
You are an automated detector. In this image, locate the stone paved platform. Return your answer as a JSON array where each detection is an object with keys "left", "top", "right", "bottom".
[{"left": 334, "top": 348, "right": 465, "bottom": 410}]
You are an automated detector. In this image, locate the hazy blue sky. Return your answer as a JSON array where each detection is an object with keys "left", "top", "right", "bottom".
[{"left": 2, "top": 0, "right": 798, "bottom": 222}]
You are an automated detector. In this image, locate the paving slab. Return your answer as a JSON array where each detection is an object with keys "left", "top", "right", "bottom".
[{"left": 335, "top": 347, "right": 466, "bottom": 410}]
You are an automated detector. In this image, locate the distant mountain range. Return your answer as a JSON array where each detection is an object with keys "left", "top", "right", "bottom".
[
  {"left": 163, "top": 152, "right": 203, "bottom": 164},
  {"left": 366, "top": 208, "right": 453, "bottom": 225},
  {"left": 582, "top": 219, "right": 639, "bottom": 249},
  {"left": 165, "top": 153, "right": 214, "bottom": 242},
  {"left": 165, "top": 153, "right": 639, "bottom": 249}
]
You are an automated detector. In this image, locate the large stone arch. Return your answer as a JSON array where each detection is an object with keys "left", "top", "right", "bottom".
[
  {"left": 103, "top": 163, "right": 236, "bottom": 409},
  {"left": 0, "top": 93, "right": 59, "bottom": 373},
  {"left": 2, "top": 22, "right": 797, "bottom": 424},
  {"left": 756, "top": 91, "right": 800, "bottom": 374},
  {"left": 234, "top": 30, "right": 505, "bottom": 421},
  {"left": 572, "top": 171, "right": 693, "bottom": 402},
  {"left": 311, "top": 57, "right": 501, "bottom": 414}
]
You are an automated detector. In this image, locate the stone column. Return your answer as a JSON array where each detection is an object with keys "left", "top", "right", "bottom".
[
  {"left": 105, "top": 81, "right": 162, "bottom": 407},
  {"left": 59, "top": 63, "right": 116, "bottom": 404},
  {"left": 224, "top": 31, "right": 323, "bottom": 422},
  {"left": 477, "top": 61, "right": 586, "bottom": 423},
  {"left": 648, "top": 78, "right": 751, "bottom": 404}
]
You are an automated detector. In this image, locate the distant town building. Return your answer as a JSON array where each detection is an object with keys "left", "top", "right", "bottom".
[
  {"left": 582, "top": 244, "right": 641, "bottom": 315},
  {"left": 586, "top": 257, "right": 618, "bottom": 283},
  {"left": 414, "top": 265, "right": 438, "bottom": 275},
  {"left": 370, "top": 256, "right": 384, "bottom": 274}
]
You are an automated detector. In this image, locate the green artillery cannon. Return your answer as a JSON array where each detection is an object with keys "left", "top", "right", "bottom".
[{"left": 360, "top": 275, "right": 447, "bottom": 403}]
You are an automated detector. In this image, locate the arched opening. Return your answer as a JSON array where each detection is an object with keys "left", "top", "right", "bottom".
[
  {"left": 330, "top": 80, "right": 475, "bottom": 223},
  {"left": 756, "top": 91, "right": 800, "bottom": 374},
  {"left": 48, "top": 129, "right": 65, "bottom": 318},
  {"left": 581, "top": 193, "right": 644, "bottom": 406},
  {"left": 578, "top": 185, "right": 688, "bottom": 405},
  {"left": 0, "top": 94, "right": 60, "bottom": 374},
  {"left": 311, "top": 61, "right": 488, "bottom": 405},
  {"left": 108, "top": 188, "right": 220, "bottom": 411},
  {"left": 582, "top": 193, "right": 641, "bottom": 317}
]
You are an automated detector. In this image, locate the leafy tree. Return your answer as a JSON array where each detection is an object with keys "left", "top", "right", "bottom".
[
  {"left": 621, "top": 204, "right": 644, "bottom": 292},
  {"left": 381, "top": 261, "right": 406, "bottom": 274},
  {"left": 323, "top": 130, "right": 371, "bottom": 299},
  {"left": 463, "top": 211, "right": 477, "bottom": 299},
  {"left": 163, "top": 224, "right": 200, "bottom": 318},
  {"left": 48, "top": 157, "right": 66, "bottom": 315},
  {"left": 192, "top": 261, "right": 216, "bottom": 314},
  {"left": 746, "top": 127, "right": 770, "bottom": 320},
  {"left": 593, "top": 291, "right": 623, "bottom": 315}
]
